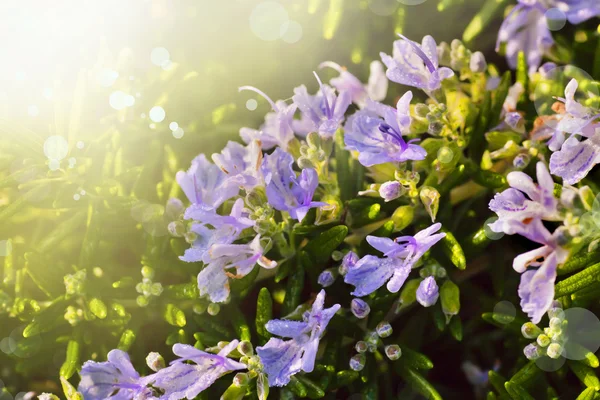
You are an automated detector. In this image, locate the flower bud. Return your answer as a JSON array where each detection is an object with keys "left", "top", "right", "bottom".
[
  {"left": 523, "top": 343, "right": 541, "bottom": 360},
  {"left": 469, "top": 51, "right": 487, "bottom": 73},
  {"left": 339, "top": 251, "right": 359, "bottom": 275},
  {"left": 166, "top": 198, "right": 185, "bottom": 219},
  {"left": 318, "top": 269, "right": 337, "bottom": 288},
  {"left": 207, "top": 303, "right": 221, "bottom": 316},
  {"left": 297, "top": 156, "right": 316, "bottom": 170},
  {"left": 384, "top": 344, "right": 402, "bottom": 360},
  {"left": 416, "top": 277, "right": 439, "bottom": 307},
  {"left": 420, "top": 186, "right": 440, "bottom": 223},
  {"left": 547, "top": 307, "right": 565, "bottom": 320},
  {"left": 537, "top": 334, "right": 551, "bottom": 348},
  {"left": 350, "top": 298, "right": 370, "bottom": 319},
  {"left": 379, "top": 181, "right": 403, "bottom": 202},
  {"left": 237, "top": 340, "right": 254, "bottom": 356},
  {"left": 233, "top": 372, "right": 250, "bottom": 387},
  {"left": 349, "top": 354, "right": 366, "bottom": 371},
  {"left": 547, "top": 343, "right": 563, "bottom": 359},
  {"left": 521, "top": 322, "right": 542, "bottom": 339},
  {"left": 513, "top": 154, "right": 530, "bottom": 169},
  {"left": 355, "top": 341, "right": 368, "bottom": 353},
  {"left": 168, "top": 221, "right": 186, "bottom": 237},
  {"left": 539, "top": 62, "right": 557, "bottom": 79},
  {"left": 415, "top": 103, "right": 430, "bottom": 117},
  {"left": 146, "top": 352, "right": 166, "bottom": 372},
  {"left": 376, "top": 321, "right": 393, "bottom": 338}
]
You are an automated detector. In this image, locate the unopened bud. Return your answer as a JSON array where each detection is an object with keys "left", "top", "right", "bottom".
[
  {"left": 547, "top": 343, "right": 563, "bottom": 359},
  {"left": 207, "top": 303, "right": 221, "bottom": 316},
  {"left": 521, "top": 322, "right": 542, "bottom": 339},
  {"left": 537, "top": 334, "right": 551, "bottom": 348},
  {"left": 166, "top": 198, "right": 185, "bottom": 219},
  {"left": 350, "top": 298, "right": 370, "bottom": 319},
  {"left": 146, "top": 352, "right": 166, "bottom": 372},
  {"left": 416, "top": 277, "right": 439, "bottom": 307},
  {"left": 379, "top": 181, "right": 403, "bottom": 202},
  {"left": 318, "top": 269, "right": 337, "bottom": 288},
  {"left": 523, "top": 343, "right": 541, "bottom": 360},
  {"left": 385, "top": 344, "right": 402, "bottom": 360},
  {"left": 168, "top": 221, "right": 186, "bottom": 237},
  {"left": 233, "top": 372, "right": 250, "bottom": 387},
  {"left": 349, "top": 354, "right": 366, "bottom": 371},
  {"left": 376, "top": 321, "right": 393, "bottom": 338},
  {"left": 469, "top": 51, "right": 487, "bottom": 73},
  {"left": 355, "top": 341, "right": 368, "bottom": 353}
]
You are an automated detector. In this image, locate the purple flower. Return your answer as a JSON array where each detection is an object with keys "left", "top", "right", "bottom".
[
  {"left": 488, "top": 162, "right": 559, "bottom": 238},
  {"left": 78, "top": 349, "right": 156, "bottom": 400},
  {"left": 152, "top": 341, "right": 246, "bottom": 400},
  {"left": 176, "top": 154, "right": 240, "bottom": 213},
  {"left": 496, "top": 1, "right": 554, "bottom": 73},
  {"left": 256, "top": 290, "right": 340, "bottom": 386},
  {"left": 379, "top": 181, "right": 402, "bottom": 202},
  {"left": 558, "top": 0, "right": 600, "bottom": 24},
  {"left": 350, "top": 298, "right": 370, "bottom": 319},
  {"left": 516, "top": 235, "right": 568, "bottom": 324},
  {"left": 554, "top": 79, "right": 598, "bottom": 136},
  {"left": 416, "top": 277, "right": 439, "bottom": 307},
  {"left": 344, "top": 223, "right": 446, "bottom": 296},
  {"left": 469, "top": 51, "right": 487, "bottom": 73},
  {"left": 380, "top": 35, "right": 454, "bottom": 92},
  {"left": 319, "top": 60, "right": 388, "bottom": 107},
  {"left": 261, "top": 148, "right": 325, "bottom": 222},
  {"left": 292, "top": 72, "right": 352, "bottom": 138},
  {"left": 212, "top": 140, "right": 263, "bottom": 190},
  {"left": 196, "top": 234, "right": 276, "bottom": 303},
  {"left": 184, "top": 198, "right": 254, "bottom": 231},
  {"left": 239, "top": 86, "right": 297, "bottom": 151},
  {"left": 344, "top": 92, "right": 427, "bottom": 167}
]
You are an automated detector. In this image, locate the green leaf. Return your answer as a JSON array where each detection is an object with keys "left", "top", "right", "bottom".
[
  {"left": 440, "top": 280, "right": 460, "bottom": 322},
  {"left": 296, "top": 376, "right": 325, "bottom": 399},
  {"left": 485, "top": 131, "right": 522, "bottom": 152},
  {"left": 229, "top": 305, "right": 252, "bottom": 342},
  {"left": 398, "top": 279, "right": 421, "bottom": 310},
  {"left": 391, "top": 205, "right": 415, "bottom": 231},
  {"left": 401, "top": 347, "right": 434, "bottom": 370},
  {"left": 516, "top": 51, "right": 528, "bottom": 95},
  {"left": 449, "top": 315, "right": 463, "bottom": 341},
  {"left": 164, "top": 304, "right": 187, "bottom": 327},
  {"left": 334, "top": 370, "right": 360, "bottom": 388},
  {"left": 488, "top": 371, "right": 510, "bottom": 396},
  {"left": 59, "top": 340, "right": 80, "bottom": 379},
  {"left": 398, "top": 366, "right": 442, "bottom": 400},
  {"left": 335, "top": 130, "right": 353, "bottom": 202},
  {"left": 288, "top": 376, "right": 308, "bottom": 398},
  {"left": 304, "top": 225, "right": 348, "bottom": 266},
  {"left": 23, "top": 296, "right": 68, "bottom": 337},
  {"left": 441, "top": 229, "right": 467, "bottom": 270},
  {"left": 470, "top": 91, "right": 492, "bottom": 163},
  {"left": 473, "top": 168, "right": 507, "bottom": 189},
  {"left": 88, "top": 298, "right": 108, "bottom": 319},
  {"left": 489, "top": 71, "right": 513, "bottom": 128},
  {"left": 505, "top": 381, "right": 534, "bottom": 400},
  {"left": 558, "top": 251, "right": 600, "bottom": 276},
  {"left": 60, "top": 376, "right": 84, "bottom": 400},
  {"left": 463, "top": 0, "right": 510, "bottom": 43},
  {"left": 282, "top": 253, "right": 306, "bottom": 315},
  {"left": 510, "top": 361, "right": 539, "bottom": 386},
  {"left": 117, "top": 329, "right": 136, "bottom": 351},
  {"left": 569, "top": 361, "right": 600, "bottom": 391},
  {"left": 221, "top": 383, "right": 246, "bottom": 400},
  {"left": 576, "top": 387, "right": 597, "bottom": 400},
  {"left": 555, "top": 262, "right": 600, "bottom": 298},
  {"left": 257, "top": 373, "right": 269, "bottom": 400}
]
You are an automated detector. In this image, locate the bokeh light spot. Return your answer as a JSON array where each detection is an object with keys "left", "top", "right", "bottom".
[
  {"left": 151, "top": 47, "right": 170, "bottom": 67},
  {"left": 98, "top": 69, "right": 119, "bottom": 87},
  {"left": 109, "top": 91, "right": 135, "bottom": 110},
  {"left": 43, "top": 136, "right": 69, "bottom": 160},
  {"left": 546, "top": 8, "right": 567, "bottom": 31},
  {"left": 149, "top": 106, "right": 166, "bottom": 123},
  {"left": 484, "top": 216, "right": 504, "bottom": 240},
  {"left": 27, "top": 105, "right": 39, "bottom": 117},
  {"left": 173, "top": 127, "right": 184, "bottom": 139},
  {"left": 245, "top": 99, "right": 258, "bottom": 111},
  {"left": 249, "top": 1, "right": 289, "bottom": 41},
  {"left": 280, "top": 20, "right": 303, "bottom": 43},
  {"left": 169, "top": 122, "right": 179, "bottom": 131}
]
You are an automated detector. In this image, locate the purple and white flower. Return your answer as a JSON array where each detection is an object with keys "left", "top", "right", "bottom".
[
  {"left": 344, "top": 91, "right": 427, "bottom": 167},
  {"left": 212, "top": 140, "right": 263, "bottom": 190},
  {"left": 239, "top": 86, "right": 298, "bottom": 150},
  {"left": 380, "top": 35, "right": 454, "bottom": 92},
  {"left": 319, "top": 60, "right": 388, "bottom": 107},
  {"left": 292, "top": 72, "right": 352, "bottom": 138},
  {"left": 344, "top": 223, "right": 446, "bottom": 296},
  {"left": 261, "top": 148, "right": 325, "bottom": 222},
  {"left": 152, "top": 341, "right": 246, "bottom": 400},
  {"left": 78, "top": 349, "right": 157, "bottom": 400},
  {"left": 256, "top": 290, "right": 340, "bottom": 387}
]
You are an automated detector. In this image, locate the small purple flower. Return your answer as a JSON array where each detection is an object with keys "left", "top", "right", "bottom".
[
  {"left": 261, "top": 148, "right": 325, "bottom": 222},
  {"left": 559, "top": 0, "right": 600, "bottom": 24},
  {"left": 554, "top": 79, "right": 598, "bottom": 135},
  {"left": 184, "top": 198, "right": 254, "bottom": 231},
  {"left": 318, "top": 269, "right": 336, "bottom": 287},
  {"left": 489, "top": 162, "right": 559, "bottom": 237},
  {"left": 212, "top": 140, "right": 263, "bottom": 190},
  {"left": 239, "top": 86, "right": 297, "bottom": 150},
  {"left": 339, "top": 251, "right": 359, "bottom": 276},
  {"left": 496, "top": 1, "right": 554, "bottom": 73},
  {"left": 152, "top": 341, "right": 246, "bottom": 400},
  {"left": 380, "top": 35, "right": 454, "bottom": 91},
  {"left": 344, "top": 223, "right": 446, "bottom": 296},
  {"left": 350, "top": 298, "right": 371, "bottom": 319},
  {"left": 416, "top": 277, "right": 439, "bottom": 307},
  {"left": 256, "top": 290, "right": 340, "bottom": 386},
  {"left": 549, "top": 133, "right": 600, "bottom": 185},
  {"left": 292, "top": 72, "right": 352, "bottom": 138},
  {"left": 379, "top": 181, "right": 402, "bottom": 202},
  {"left": 319, "top": 60, "right": 388, "bottom": 107},
  {"left": 78, "top": 349, "right": 156, "bottom": 400},
  {"left": 176, "top": 154, "right": 240, "bottom": 214},
  {"left": 196, "top": 234, "right": 276, "bottom": 303},
  {"left": 344, "top": 91, "right": 427, "bottom": 167},
  {"left": 469, "top": 51, "right": 487, "bottom": 73}
]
